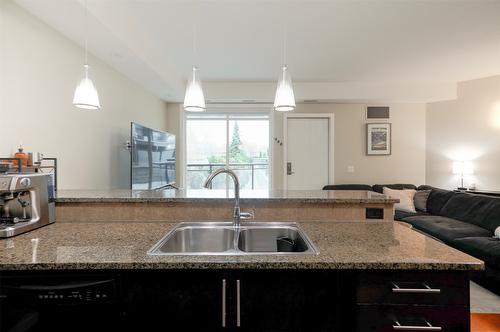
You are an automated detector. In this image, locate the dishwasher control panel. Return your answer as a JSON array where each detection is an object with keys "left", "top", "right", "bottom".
[
  {"left": 35, "top": 288, "right": 112, "bottom": 303},
  {"left": 0, "top": 275, "right": 118, "bottom": 305}
]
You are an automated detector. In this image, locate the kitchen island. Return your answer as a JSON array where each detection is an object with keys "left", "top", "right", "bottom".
[
  {"left": 0, "top": 221, "right": 483, "bottom": 331},
  {"left": 55, "top": 189, "right": 399, "bottom": 222}
]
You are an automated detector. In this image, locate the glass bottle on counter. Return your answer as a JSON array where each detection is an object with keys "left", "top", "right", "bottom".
[{"left": 13, "top": 145, "right": 28, "bottom": 167}]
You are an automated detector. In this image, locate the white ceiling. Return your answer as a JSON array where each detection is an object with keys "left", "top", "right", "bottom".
[{"left": 12, "top": 0, "right": 500, "bottom": 102}]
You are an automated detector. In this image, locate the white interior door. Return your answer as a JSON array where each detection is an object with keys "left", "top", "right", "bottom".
[{"left": 285, "top": 116, "right": 332, "bottom": 190}]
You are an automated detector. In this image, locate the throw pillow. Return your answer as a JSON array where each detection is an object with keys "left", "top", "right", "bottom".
[
  {"left": 414, "top": 190, "right": 431, "bottom": 212},
  {"left": 495, "top": 226, "right": 500, "bottom": 239},
  {"left": 383, "top": 187, "right": 417, "bottom": 213}
]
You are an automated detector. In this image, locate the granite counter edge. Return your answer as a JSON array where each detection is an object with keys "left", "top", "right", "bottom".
[
  {"left": 55, "top": 197, "right": 399, "bottom": 204},
  {"left": 0, "top": 261, "right": 484, "bottom": 271}
]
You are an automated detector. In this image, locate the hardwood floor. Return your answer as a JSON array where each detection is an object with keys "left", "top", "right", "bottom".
[
  {"left": 471, "top": 282, "right": 500, "bottom": 331},
  {"left": 471, "top": 314, "right": 500, "bottom": 332}
]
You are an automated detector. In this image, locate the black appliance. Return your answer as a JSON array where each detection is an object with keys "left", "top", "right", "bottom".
[{"left": 0, "top": 274, "right": 120, "bottom": 332}]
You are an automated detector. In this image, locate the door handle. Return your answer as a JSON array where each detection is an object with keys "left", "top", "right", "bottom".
[
  {"left": 287, "top": 162, "right": 294, "bottom": 175},
  {"left": 236, "top": 279, "right": 241, "bottom": 327},
  {"left": 222, "top": 279, "right": 226, "bottom": 327},
  {"left": 391, "top": 282, "right": 441, "bottom": 294},
  {"left": 393, "top": 319, "right": 442, "bottom": 331}
]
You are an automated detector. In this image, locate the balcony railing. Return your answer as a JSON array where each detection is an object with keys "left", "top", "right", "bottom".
[{"left": 186, "top": 163, "right": 269, "bottom": 190}]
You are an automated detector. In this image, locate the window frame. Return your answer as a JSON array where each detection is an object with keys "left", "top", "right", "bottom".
[{"left": 182, "top": 104, "right": 274, "bottom": 190}]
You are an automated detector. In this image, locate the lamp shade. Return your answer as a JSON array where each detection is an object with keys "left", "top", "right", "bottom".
[
  {"left": 452, "top": 161, "right": 473, "bottom": 175},
  {"left": 183, "top": 66, "right": 205, "bottom": 112},
  {"left": 73, "top": 64, "right": 100, "bottom": 110},
  {"left": 273, "top": 65, "right": 295, "bottom": 112}
]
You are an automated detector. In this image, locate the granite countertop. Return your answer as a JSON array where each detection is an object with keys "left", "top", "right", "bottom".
[
  {"left": 56, "top": 189, "right": 399, "bottom": 204},
  {"left": 0, "top": 221, "right": 483, "bottom": 271}
]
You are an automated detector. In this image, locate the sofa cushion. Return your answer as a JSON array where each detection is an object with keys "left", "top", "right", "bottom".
[
  {"left": 439, "top": 192, "right": 495, "bottom": 229},
  {"left": 384, "top": 187, "right": 417, "bottom": 213},
  {"left": 402, "top": 215, "right": 492, "bottom": 244},
  {"left": 480, "top": 198, "right": 500, "bottom": 232},
  {"left": 372, "top": 184, "right": 417, "bottom": 194},
  {"left": 452, "top": 237, "right": 500, "bottom": 270},
  {"left": 426, "top": 188, "right": 455, "bottom": 215},
  {"left": 414, "top": 190, "right": 431, "bottom": 212},
  {"left": 417, "top": 185, "right": 436, "bottom": 191},
  {"left": 322, "top": 184, "right": 373, "bottom": 191},
  {"left": 394, "top": 210, "right": 428, "bottom": 221}
]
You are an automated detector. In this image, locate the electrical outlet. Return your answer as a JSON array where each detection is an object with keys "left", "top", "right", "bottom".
[{"left": 347, "top": 166, "right": 355, "bottom": 173}]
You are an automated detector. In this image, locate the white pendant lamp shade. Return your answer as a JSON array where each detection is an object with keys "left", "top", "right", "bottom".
[
  {"left": 73, "top": 0, "right": 100, "bottom": 111},
  {"left": 73, "top": 64, "right": 101, "bottom": 110},
  {"left": 183, "top": 66, "right": 206, "bottom": 112},
  {"left": 274, "top": 65, "right": 295, "bottom": 112}
]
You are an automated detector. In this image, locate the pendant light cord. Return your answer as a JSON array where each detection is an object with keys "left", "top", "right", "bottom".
[
  {"left": 84, "top": 0, "right": 88, "bottom": 66},
  {"left": 193, "top": 22, "right": 197, "bottom": 67},
  {"left": 192, "top": 1, "right": 199, "bottom": 67},
  {"left": 283, "top": 24, "right": 287, "bottom": 66}
]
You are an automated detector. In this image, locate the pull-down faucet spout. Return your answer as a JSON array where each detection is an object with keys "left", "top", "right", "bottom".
[{"left": 203, "top": 168, "right": 253, "bottom": 229}]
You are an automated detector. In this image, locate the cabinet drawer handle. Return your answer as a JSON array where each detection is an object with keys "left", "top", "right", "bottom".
[
  {"left": 222, "top": 279, "right": 226, "bottom": 327},
  {"left": 391, "top": 282, "right": 441, "bottom": 294},
  {"left": 393, "top": 320, "right": 442, "bottom": 331},
  {"left": 236, "top": 279, "right": 241, "bottom": 327}
]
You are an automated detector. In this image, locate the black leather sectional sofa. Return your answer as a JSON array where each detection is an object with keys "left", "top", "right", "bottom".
[{"left": 324, "top": 183, "right": 500, "bottom": 293}]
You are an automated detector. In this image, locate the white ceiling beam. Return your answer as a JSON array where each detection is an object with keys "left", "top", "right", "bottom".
[{"left": 201, "top": 81, "right": 457, "bottom": 104}]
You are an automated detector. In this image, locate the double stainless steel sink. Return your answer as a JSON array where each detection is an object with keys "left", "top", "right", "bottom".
[
  {"left": 149, "top": 169, "right": 318, "bottom": 256},
  {"left": 148, "top": 222, "right": 318, "bottom": 255}
]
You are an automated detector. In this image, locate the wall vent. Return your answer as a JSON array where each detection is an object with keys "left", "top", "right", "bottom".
[{"left": 366, "top": 106, "right": 390, "bottom": 119}]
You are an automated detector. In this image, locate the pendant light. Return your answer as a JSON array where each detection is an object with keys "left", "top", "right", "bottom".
[
  {"left": 73, "top": 0, "right": 100, "bottom": 110},
  {"left": 274, "top": 26, "right": 295, "bottom": 112},
  {"left": 183, "top": 66, "right": 206, "bottom": 112},
  {"left": 184, "top": 3, "right": 205, "bottom": 112}
]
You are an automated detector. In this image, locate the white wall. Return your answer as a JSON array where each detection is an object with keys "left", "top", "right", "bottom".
[
  {"left": 0, "top": 0, "right": 168, "bottom": 190},
  {"left": 273, "top": 103, "right": 426, "bottom": 189},
  {"left": 426, "top": 75, "right": 500, "bottom": 191},
  {"left": 166, "top": 103, "right": 427, "bottom": 189}
]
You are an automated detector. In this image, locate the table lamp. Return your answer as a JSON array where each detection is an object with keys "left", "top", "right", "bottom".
[{"left": 452, "top": 161, "right": 473, "bottom": 190}]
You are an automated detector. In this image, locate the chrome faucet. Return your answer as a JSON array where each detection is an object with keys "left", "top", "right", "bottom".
[{"left": 203, "top": 168, "right": 254, "bottom": 228}]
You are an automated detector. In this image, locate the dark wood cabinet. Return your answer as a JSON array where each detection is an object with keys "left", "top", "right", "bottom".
[
  {"left": 121, "top": 270, "right": 339, "bottom": 332},
  {"left": 355, "top": 271, "right": 470, "bottom": 332},
  {"left": 357, "top": 305, "right": 469, "bottom": 332},
  {"left": 234, "top": 270, "right": 338, "bottom": 332},
  {"left": 234, "top": 272, "right": 307, "bottom": 331},
  {"left": 0, "top": 269, "right": 471, "bottom": 332},
  {"left": 122, "top": 270, "right": 227, "bottom": 332},
  {"left": 356, "top": 271, "right": 469, "bottom": 306}
]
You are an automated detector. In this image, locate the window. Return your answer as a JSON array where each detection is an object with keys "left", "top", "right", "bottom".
[{"left": 186, "top": 113, "right": 270, "bottom": 190}]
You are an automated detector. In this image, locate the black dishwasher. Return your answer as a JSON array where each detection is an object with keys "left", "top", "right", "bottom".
[{"left": 0, "top": 273, "right": 122, "bottom": 332}]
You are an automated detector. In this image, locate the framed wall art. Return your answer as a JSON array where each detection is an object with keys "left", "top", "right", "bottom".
[{"left": 366, "top": 123, "right": 391, "bottom": 155}]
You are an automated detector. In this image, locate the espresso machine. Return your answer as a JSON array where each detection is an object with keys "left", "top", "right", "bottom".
[{"left": 0, "top": 173, "right": 55, "bottom": 238}]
